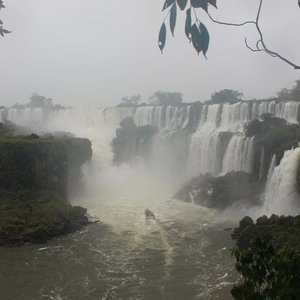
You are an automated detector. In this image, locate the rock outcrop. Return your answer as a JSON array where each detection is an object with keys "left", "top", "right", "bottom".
[{"left": 0, "top": 126, "right": 93, "bottom": 246}]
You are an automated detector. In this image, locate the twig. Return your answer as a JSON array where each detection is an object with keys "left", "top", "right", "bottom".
[{"left": 208, "top": 0, "right": 300, "bottom": 70}]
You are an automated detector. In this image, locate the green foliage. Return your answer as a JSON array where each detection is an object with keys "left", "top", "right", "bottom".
[
  {"left": 0, "top": 0, "right": 11, "bottom": 37},
  {"left": 0, "top": 136, "right": 92, "bottom": 196},
  {"left": 0, "top": 121, "right": 32, "bottom": 137},
  {"left": 0, "top": 189, "right": 89, "bottom": 246},
  {"left": 232, "top": 215, "right": 300, "bottom": 299},
  {"left": 118, "top": 94, "right": 141, "bottom": 107},
  {"left": 29, "top": 93, "right": 53, "bottom": 108},
  {"left": 277, "top": 79, "right": 300, "bottom": 101},
  {"left": 160, "top": 0, "right": 216, "bottom": 56},
  {"left": 208, "top": 89, "right": 244, "bottom": 104},
  {"left": 232, "top": 237, "right": 300, "bottom": 300},
  {"left": 149, "top": 90, "right": 183, "bottom": 105}
]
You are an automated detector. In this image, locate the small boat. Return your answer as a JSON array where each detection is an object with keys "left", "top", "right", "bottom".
[{"left": 145, "top": 209, "right": 155, "bottom": 219}]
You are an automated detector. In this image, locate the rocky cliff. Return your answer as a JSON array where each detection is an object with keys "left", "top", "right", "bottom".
[
  {"left": 0, "top": 137, "right": 92, "bottom": 197},
  {"left": 0, "top": 130, "right": 93, "bottom": 246}
]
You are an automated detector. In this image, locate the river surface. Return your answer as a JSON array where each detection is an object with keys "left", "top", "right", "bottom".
[{"left": 0, "top": 190, "right": 238, "bottom": 300}]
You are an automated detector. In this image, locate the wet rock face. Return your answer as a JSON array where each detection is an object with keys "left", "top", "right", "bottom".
[
  {"left": 0, "top": 136, "right": 93, "bottom": 246},
  {"left": 173, "top": 171, "right": 264, "bottom": 210},
  {"left": 0, "top": 137, "right": 92, "bottom": 197}
]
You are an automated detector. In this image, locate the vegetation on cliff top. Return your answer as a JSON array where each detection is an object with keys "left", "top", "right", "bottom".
[
  {"left": 231, "top": 215, "right": 300, "bottom": 299},
  {"left": 0, "top": 121, "right": 92, "bottom": 246},
  {"left": 0, "top": 189, "right": 89, "bottom": 246},
  {"left": 246, "top": 114, "right": 300, "bottom": 178}
]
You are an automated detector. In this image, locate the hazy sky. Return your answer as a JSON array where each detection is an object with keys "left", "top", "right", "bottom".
[{"left": 0, "top": 0, "right": 300, "bottom": 107}]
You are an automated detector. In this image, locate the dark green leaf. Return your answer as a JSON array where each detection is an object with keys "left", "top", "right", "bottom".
[
  {"left": 191, "top": 23, "right": 202, "bottom": 54},
  {"left": 1, "top": 28, "right": 11, "bottom": 34},
  {"left": 185, "top": 8, "right": 192, "bottom": 41},
  {"left": 176, "top": 0, "right": 188, "bottom": 10},
  {"left": 158, "top": 22, "right": 167, "bottom": 53},
  {"left": 191, "top": 22, "right": 210, "bottom": 57},
  {"left": 162, "top": 0, "right": 175, "bottom": 11},
  {"left": 207, "top": 0, "right": 217, "bottom": 8},
  {"left": 170, "top": 3, "right": 177, "bottom": 36},
  {"left": 0, "top": 26, "right": 11, "bottom": 37},
  {"left": 199, "top": 22, "right": 209, "bottom": 58},
  {"left": 191, "top": 0, "right": 208, "bottom": 12}
]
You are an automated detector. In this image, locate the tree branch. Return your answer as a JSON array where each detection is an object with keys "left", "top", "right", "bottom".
[
  {"left": 207, "top": 12, "right": 255, "bottom": 27},
  {"left": 208, "top": 0, "right": 300, "bottom": 70}
]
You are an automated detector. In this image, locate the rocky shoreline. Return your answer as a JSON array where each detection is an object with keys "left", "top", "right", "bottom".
[
  {"left": 0, "top": 122, "right": 93, "bottom": 247},
  {"left": 0, "top": 189, "right": 90, "bottom": 247}
]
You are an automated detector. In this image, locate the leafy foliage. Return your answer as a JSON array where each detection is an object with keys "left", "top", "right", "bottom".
[
  {"left": 159, "top": 0, "right": 300, "bottom": 69},
  {"left": 0, "top": 0, "right": 11, "bottom": 37},
  {"left": 277, "top": 79, "right": 300, "bottom": 101},
  {"left": 0, "top": 188, "right": 89, "bottom": 246},
  {"left": 231, "top": 215, "right": 300, "bottom": 299},
  {"left": 207, "top": 89, "right": 244, "bottom": 104},
  {"left": 118, "top": 94, "right": 142, "bottom": 107},
  {"left": 160, "top": 0, "right": 216, "bottom": 56},
  {"left": 232, "top": 238, "right": 300, "bottom": 300},
  {"left": 149, "top": 90, "right": 183, "bottom": 105},
  {"left": 29, "top": 93, "right": 54, "bottom": 108}
]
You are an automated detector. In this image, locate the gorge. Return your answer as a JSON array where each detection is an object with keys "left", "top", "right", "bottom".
[{"left": 1, "top": 99, "right": 300, "bottom": 299}]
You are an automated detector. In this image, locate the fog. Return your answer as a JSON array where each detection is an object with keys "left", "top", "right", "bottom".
[{"left": 0, "top": 0, "right": 299, "bottom": 107}]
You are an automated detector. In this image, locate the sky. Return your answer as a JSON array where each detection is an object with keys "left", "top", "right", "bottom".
[{"left": 0, "top": 0, "right": 300, "bottom": 107}]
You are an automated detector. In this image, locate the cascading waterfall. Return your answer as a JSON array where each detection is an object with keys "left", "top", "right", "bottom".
[
  {"left": 2, "top": 100, "right": 300, "bottom": 299},
  {"left": 266, "top": 154, "right": 276, "bottom": 183},
  {"left": 2, "top": 100, "right": 300, "bottom": 182},
  {"left": 222, "top": 135, "right": 254, "bottom": 174},
  {"left": 263, "top": 148, "right": 300, "bottom": 216}
]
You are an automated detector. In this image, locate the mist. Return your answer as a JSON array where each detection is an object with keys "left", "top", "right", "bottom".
[
  {"left": 1, "top": 0, "right": 300, "bottom": 107},
  {"left": 1, "top": 1, "right": 300, "bottom": 299}
]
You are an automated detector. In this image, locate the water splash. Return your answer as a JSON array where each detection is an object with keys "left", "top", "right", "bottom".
[{"left": 263, "top": 148, "right": 300, "bottom": 216}]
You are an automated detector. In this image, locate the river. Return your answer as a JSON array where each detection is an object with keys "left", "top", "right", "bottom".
[{"left": 0, "top": 188, "right": 237, "bottom": 300}]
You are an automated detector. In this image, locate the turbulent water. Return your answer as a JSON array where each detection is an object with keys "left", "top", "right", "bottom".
[
  {"left": 2, "top": 100, "right": 299, "bottom": 177},
  {"left": 0, "top": 186, "right": 237, "bottom": 299},
  {"left": 1, "top": 101, "right": 300, "bottom": 299},
  {"left": 263, "top": 148, "right": 300, "bottom": 216}
]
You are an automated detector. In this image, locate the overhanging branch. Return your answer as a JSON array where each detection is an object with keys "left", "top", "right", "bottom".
[{"left": 208, "top": 0, "right": 300, "bottom": 70}]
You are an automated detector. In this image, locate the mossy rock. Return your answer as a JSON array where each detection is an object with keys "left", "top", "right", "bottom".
[
  {"left": 0, "top": 137, "right": 92, "bottom": 196},
  {"left": 0, "top": 189, "right": 90, "bottom": 246}
]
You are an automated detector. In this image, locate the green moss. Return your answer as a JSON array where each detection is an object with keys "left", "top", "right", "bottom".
[
  {"left": 0, "top": 137, "right": 92, "bottom": 196},
  {"left": 0, "top": 189, "right": 89, "bottom": 246},
  {"left": 0, "top": 132, "right": 92, "bottom": 246}
]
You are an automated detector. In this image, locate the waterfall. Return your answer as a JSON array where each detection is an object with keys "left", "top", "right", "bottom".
[
  {"left": 266, "top": 154, "right": 276, "bottom": 183},
  {"left": 2, "top": 100, "right": 300, "bottom": 182},
  {"left": 259, "top": 147, "right": 265, "bottom": 179},
  {"left": 263, "top": 148, "right": 300, "bottom": 216},
  {"left": 222, "top": 135, "right": 254, "bottom": 174},
  {"left": 187, "top": 132, "right": 222, "bottom": 176}
]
